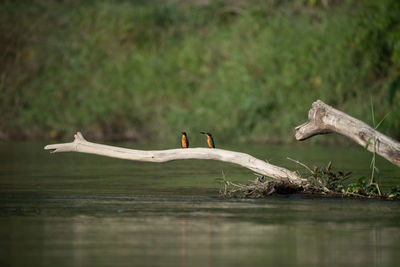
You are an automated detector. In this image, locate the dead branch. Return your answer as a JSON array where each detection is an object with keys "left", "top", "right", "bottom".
[
  {"left": 295, "top": 100, "right": 400, "bottom": 167},
  {"left": 44, "top": 132, "right": 308, "bottom": 185}
]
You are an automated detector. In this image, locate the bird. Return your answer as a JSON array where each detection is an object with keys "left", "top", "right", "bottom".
[
  {"left": 200, "top": 132, "right": 215, "bottom": 148},
  {"left": 181, "top": 132, "right": 189, "bottom": 148}
]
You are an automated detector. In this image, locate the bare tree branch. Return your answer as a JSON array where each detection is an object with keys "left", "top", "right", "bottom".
[
  {"left": 44, "top": 132, "right": 307, "bottom": 184},
  {"left": 295, "top": 100, "right": 400, "bottom": 167}
]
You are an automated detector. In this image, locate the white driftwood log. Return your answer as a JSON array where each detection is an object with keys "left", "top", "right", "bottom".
[
  {"left": 295, "top": 100, "right": 400, "bottom": 167},
  {"left": 44, "top": 132, "right": 306, "bottom": 184}
]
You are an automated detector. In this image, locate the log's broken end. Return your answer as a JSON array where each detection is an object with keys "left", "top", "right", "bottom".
[
  {"left": 295, "top": 122, "right": 312, "bottom": 141},
  {"left": 295, "top": 121, "right": 332, "bottom": 141},
  {"left": 44, "top": 132, "right": 86, "bottom": 153},
  {"left": 44, "top": 143, "right": 75, "bottom": 153},
  {"left": 44, "top": 145, "right": 57, "bottom": 153},
  {"left": 295, "top": 100, "right": 332, "bottom": 141}
]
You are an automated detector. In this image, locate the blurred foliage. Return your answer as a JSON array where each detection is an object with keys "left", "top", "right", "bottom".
[{"left": 1, "top": 0, "right": 399, "bottom": 142}]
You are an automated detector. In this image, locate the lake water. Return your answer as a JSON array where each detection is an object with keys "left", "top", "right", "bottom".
[{"left": 1, "top": 142, "right": 400, "bottom": 266}]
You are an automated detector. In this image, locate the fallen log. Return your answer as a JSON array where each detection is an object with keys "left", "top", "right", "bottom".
[
  {"left": 44, "top": 132, "right": 308, "bottom": 185},
  {"left": 295, "top": 100, "right": 400, "bottom": 167}
]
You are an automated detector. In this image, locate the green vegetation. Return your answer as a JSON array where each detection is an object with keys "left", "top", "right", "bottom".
[
  {"left": 219, "top": 162, "right": 400, "bottom": 199},
  {"left": 1, "top": 0, "right": 400, "bottom": 143},
  {"left": 364, "top": 98, "right": 391, "bottom": 195},
  {"left": 308, "top": 161, "right": 352, "bottom": 193}
]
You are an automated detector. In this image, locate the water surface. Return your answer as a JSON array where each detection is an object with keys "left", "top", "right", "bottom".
[{"left": 1, "top": 142, "right": 400, "bottom": 266}]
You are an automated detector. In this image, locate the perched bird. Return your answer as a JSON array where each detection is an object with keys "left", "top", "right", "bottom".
[
  {"left": 200, "top": 132, "right": 215, "bottom": 148},
  {"left": 181, "top": 132, "right": 189, "bottom": 148}
]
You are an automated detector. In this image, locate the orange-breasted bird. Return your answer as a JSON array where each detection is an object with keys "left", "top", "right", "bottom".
[
  {"left": 200, "top": 132, "right": 215, "bottom": 148},
  {"left": 181, "top": 132, "right": 189, "bottom": 148}
]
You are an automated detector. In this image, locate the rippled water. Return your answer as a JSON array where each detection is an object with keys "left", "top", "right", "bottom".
[{"left": 1, "top": 142, "right": 400, "bottom": 266}]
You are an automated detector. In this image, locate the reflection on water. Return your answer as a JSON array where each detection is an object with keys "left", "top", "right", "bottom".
[
  {"left": 2, "top": 196, "right": 400, "bottom": 267},
  {"left": 0, "top": 143, "right": 400, "bottom": 266}
]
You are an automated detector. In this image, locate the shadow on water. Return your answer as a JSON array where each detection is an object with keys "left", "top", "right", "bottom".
[{"left": 1, "top": 142, "right": 400, "bottom": 266}]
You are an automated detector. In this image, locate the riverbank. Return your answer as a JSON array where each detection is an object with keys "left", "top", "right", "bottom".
[{"left": 1, "top": 0, "right": 399, "bottom": 142}]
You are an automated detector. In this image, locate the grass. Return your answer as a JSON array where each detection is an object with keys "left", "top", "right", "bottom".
[
  {"left": 364, "top": 98, "right": 391, "bottom": 195},
  {"left": 1, "top": 0, "right": 400, "bottom": 143}
]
